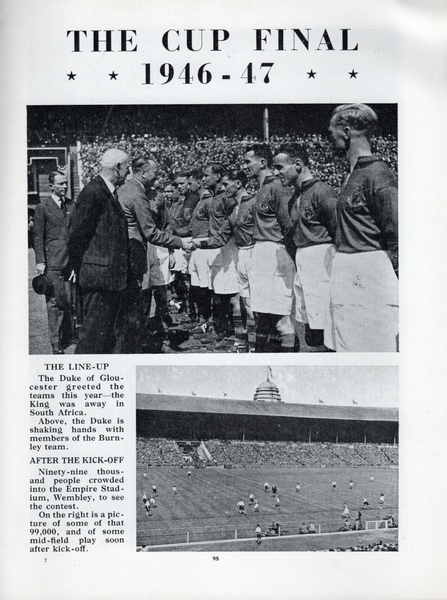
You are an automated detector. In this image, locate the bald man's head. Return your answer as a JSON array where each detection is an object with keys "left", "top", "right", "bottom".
[{"left": 100, "top": 148, "right": 130, "bottom": 186}]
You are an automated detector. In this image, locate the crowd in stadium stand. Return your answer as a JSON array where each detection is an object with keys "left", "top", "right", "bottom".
[
  {"left": 76, "top": 133, "right": 396, "bottom": 191},
  {"left": 27, "top": 107, "right": 397, "bottom": 192},
  {"left": 136, "top": 438, "right": 398, "bottom": 468},
  {"left": 136, "top": 438, "right": 184, "bottom": 467},
  {"left": 327, "top": 541, "right": 398, "bottom": 552}
]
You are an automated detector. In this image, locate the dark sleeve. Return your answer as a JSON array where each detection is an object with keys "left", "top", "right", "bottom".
[
  {"left": 68, "top": 187, "right": 106, "bottom": 272},
  {"left": 177, "top": 196, "right": 212, "bottom": 237},
  {"left": 274, "top": 183, "right": 293, "bottom": 236},
  {"left": 183, "top": 193, "right": 200, "bottom": 216},
  {"left": 196, "top": 221, "right": 230, "bottom": 249},
  {"left": 33, "top": 203, "right": 46, "bottom": 264},
  {"left": 376, "top": 183, "right": 398, "bottom": 273},
  {"left": 200, "top": 198, "right": 235, "bottom": 248},
  {"left": 134, "top": 195, "right": 182, "bottom": 249},
  {"left": 173, "top": 223, "right": 192, "bottom": 237},
  {"left": 316, "top": 186, "right": 338, "bottom": 241}
]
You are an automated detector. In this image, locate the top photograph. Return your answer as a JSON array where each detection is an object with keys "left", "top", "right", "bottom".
[{"left": 27, "top": 103, "right": 398, "bottom": 355}]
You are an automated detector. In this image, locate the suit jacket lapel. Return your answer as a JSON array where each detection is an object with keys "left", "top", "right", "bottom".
[
  {"left": 96, "top": 176, "right": 125, "bottom": 218},
  {"left": 46, "top": 196, "right": 67, "bottom": 224}
]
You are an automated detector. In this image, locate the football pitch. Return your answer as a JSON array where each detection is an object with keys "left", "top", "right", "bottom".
[{"left": 136, "top": 465, "right": 398, "bottom": 550}]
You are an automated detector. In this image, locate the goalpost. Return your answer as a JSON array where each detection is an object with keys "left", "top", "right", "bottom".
[{"left": 365, "top": 520, "right": 388, "bottom": 530}]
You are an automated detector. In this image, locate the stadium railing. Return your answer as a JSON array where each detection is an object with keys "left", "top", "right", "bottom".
[{"left": 138, "top": 519, "right": 393, "bottom": 547}]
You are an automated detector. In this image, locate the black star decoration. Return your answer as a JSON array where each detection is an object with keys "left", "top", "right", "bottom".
[
  {"left": 349, "top": 69, "right": 358, "bottom": 79},
  {"left": 67, "top": 71, "right": 76, "bottom": 80},
  {"left": 307, "top": 70, "right": 316, "bottom": 79},
  {"left": 109, "top": 71, "right": 118, "bottom": 80}
]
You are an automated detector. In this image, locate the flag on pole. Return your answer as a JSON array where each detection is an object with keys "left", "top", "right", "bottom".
[{"left": 319, "top": 399, "right": 324, "bottom": 404}]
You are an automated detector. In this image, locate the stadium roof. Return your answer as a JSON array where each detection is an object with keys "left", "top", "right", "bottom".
[{"left": 136, "top": 394, "right": 398, "bottom": 422}]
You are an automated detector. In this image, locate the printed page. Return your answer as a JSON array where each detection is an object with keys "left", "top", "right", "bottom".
[{"left": 1, "top": 0, "right": 447, "bottom": 598}]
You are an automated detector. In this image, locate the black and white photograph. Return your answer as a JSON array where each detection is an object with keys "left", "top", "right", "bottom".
[
  {"left": 28, "top": 103, "right": 398, "bottom": 355},
  {"left": 136, "top": 365, "right": 398, "bottom": 551}
]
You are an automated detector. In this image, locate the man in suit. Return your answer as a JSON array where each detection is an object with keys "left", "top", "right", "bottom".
[
  {"left": 33, "top": 170, "right": 74, "bottom": 354},
  {"left": 117, "top": 156, "right": 191, "bottom": 352},
  {"left": 68, "top": 148, "right": 131, "bottom": 354}
]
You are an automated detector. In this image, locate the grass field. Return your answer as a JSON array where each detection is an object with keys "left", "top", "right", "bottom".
[{"left": 136, "top": 465, "right": 398, "bottom": 550}]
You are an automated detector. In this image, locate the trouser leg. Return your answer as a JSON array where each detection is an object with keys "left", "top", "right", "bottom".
[
  {"left": 46, "top": 269, "right": 72, "bottom": 347},
  {"left": 75, "top": 289, "right": 122, "bottom": 354},
  {"left": 116, "top": 278, "right": 143, "bottom": 354}
]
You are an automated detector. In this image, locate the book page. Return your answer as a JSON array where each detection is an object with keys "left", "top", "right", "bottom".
[{"left": 1, "top": 0, "right": 447, "bottom": 598}]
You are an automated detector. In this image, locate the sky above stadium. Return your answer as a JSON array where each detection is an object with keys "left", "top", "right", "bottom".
[{"left": 136, "top": 365, "right": 398, "bottom": 407}]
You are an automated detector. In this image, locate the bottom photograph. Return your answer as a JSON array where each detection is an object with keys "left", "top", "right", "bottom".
[{"left": 136, "top": 365, "right": 398, "bottom": 552}]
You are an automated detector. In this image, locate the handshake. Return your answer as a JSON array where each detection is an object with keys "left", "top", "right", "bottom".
[{"left": 180, "top": 238, "right": 206, "bottom": 251}]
